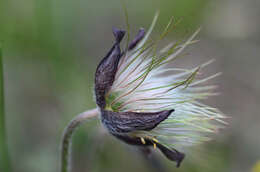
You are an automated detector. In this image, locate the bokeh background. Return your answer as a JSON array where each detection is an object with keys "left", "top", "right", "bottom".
[{"left": 1, "top": 0, "right": 260, "bottom": 171}]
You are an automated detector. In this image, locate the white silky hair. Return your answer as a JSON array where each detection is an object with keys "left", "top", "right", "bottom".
[{"left": 107, "top": 12, "right": 226, "bottom": 149}]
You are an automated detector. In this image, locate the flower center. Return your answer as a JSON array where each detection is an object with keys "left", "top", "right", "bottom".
[{"left": 105, "top": 91, "right": 124, "bottom": 112}]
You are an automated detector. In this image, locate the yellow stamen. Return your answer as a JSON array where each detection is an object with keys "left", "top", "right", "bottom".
[
  {"left": 152, "top": 138, "right": 159, "bottom": 143},
  {"left": 140, "top": 137, "right": 146, "bottom": 144}
]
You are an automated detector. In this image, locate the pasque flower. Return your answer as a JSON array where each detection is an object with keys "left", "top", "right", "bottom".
[{"left": 94, "top": 13, "right": 226, "bottom": 167}]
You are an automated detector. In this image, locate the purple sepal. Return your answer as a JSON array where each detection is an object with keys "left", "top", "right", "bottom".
[
  {"left": 113, "top": 28, "right": 126, "bottom": 43},
  {"left": 113, "top": 134, "right": 185, "bottom": 167},
  {"left": 128, "top": 28, "right": 145, "bottom": 50},
  {"left": 95, "top": 28, "right": 125, "bottom": 108},
  {"left": 101, "top": 109, "right": 173, "bottom": 133}
]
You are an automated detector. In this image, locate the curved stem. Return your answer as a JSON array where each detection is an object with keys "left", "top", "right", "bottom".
[{"left": 60, "top": 108, "right": 99, "bottom": 172}]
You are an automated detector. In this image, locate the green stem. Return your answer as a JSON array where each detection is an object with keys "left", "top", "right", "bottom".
[
  {"left": 60, "top": 108, "right": 99, "bottom": 172},
  {"left": 0, "top": 46, "right": 11, "bottom": 171}
]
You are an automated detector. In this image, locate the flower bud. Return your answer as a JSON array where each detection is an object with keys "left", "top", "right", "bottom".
[{"left": 94, "top": 14, "right": 226, "bottom": 167}]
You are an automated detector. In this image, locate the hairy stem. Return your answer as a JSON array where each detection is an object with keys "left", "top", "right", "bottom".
[
  {"left": 60, "top": 108, "right": 99, "bottom": 172},
  {"left": 0, "top": 46, "right": 12, "bottom": 172}
]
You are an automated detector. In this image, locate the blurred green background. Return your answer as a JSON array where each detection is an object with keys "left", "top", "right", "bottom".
[{"left": 1, "top": 0, "right": 260, "bottom": 171}]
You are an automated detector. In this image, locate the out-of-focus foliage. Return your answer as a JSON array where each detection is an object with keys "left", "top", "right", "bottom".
[
  {"left": 0, "top": 0, "right": 260, "bottom": 172},
  {"left": 0, "top": 46, "right": 12, "bottom": 172}
]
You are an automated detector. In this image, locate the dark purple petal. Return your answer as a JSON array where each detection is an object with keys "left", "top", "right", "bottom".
[
  {"left": 113, "top": 28, "right": 125, "bottom": 43},
  {"left": 101, "top": 109, "right": 174, "bottom": 134},
  {"left": 95, "top": 28, "right": 125, "bottom": 108},
  {"left": 113, "top": 134, "right": 185, "bottom": 167},
  {"left": 157, "top": 143, "right": 185, "bottom": 168},
  {"left": 128, "top": 28, "right": 145, "bottom": 50}
]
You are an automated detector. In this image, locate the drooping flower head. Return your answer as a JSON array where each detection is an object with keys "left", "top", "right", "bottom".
[{"left": 95, "top": 12, "right": 226, "bottom": 167}]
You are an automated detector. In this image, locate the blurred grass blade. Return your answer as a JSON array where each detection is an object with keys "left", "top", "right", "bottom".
[{"left": 0, "top": 46, "right": 12, "bottom": 171}]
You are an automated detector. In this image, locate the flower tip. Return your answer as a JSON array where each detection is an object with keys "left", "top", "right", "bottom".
[
  {"left": 154, "top": 109, "right": 175, "bottom": 126},
  {"left": 168, "top": 109, "right": 175, "bottom": 114},
  {"left": 157, "top": 143, "right": 185, "bottom": 167},
  {"left": 138, "top": 27, "right": 145, "bottom": 36},
  {"left": 163, "top": 109, "right": 175, "bottom": 118},
  {"left": 176, "top": 153, "right": 185, "bottom": 168},
  {"left": 112, "top": 28, "right": 125, "bottom": 43},
  {"left": 128, "top": 27, "right": 146, "bottom": 50}
]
